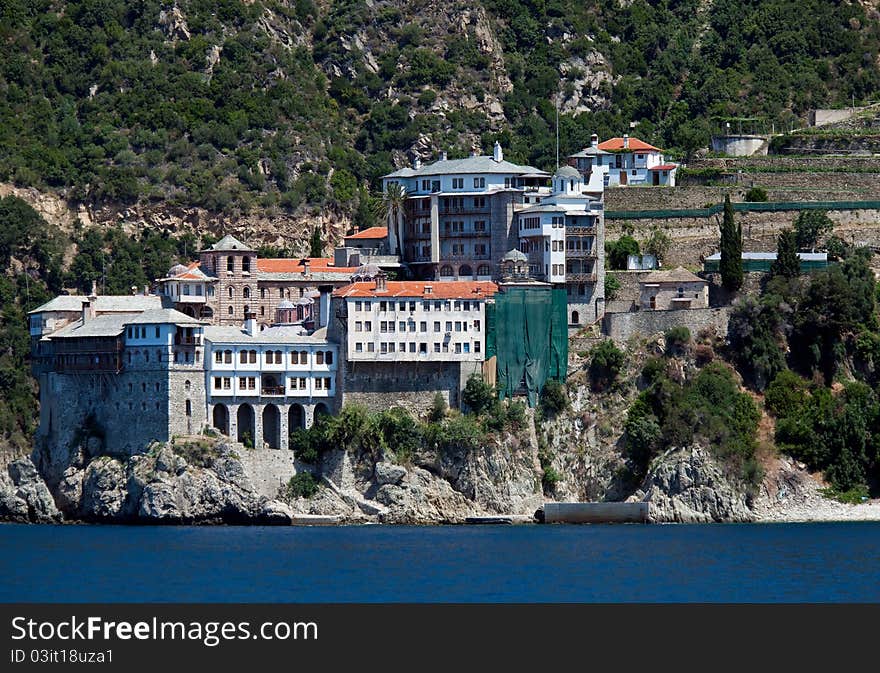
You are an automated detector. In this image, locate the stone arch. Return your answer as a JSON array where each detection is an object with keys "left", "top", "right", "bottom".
[
  {"left": 212, "top": 404, "right": 229, "bottom": 436},
  {"left": 237, "top": 404, "right": 255, "bottom": 447},
  {"left": 477, "top": 264, "right": 490, "bottom": 277},
  {"left": 571, "top": 310, "right": 580, "bottom": 325},
  {"left": 314, "top": 402, "right": 330, "bottom": 423},
  {"left": 262, "top": 404, "right": 281, "bottom": 449},
  {"left": 459, "top": 264, "right": 473, "bottom": 278},
  {"left": 440, "top": 265, "right": 454, "bottom": 278},
  {"left": 200, "top": 306, "right": 214, "bottom": 319},
  {"left": 289, "top": 404, "right": 305, "bottom": 432}
]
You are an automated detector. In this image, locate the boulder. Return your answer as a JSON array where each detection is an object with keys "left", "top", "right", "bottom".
[{"left": 374, "top": 461, "right": 407, "bottom": 486}]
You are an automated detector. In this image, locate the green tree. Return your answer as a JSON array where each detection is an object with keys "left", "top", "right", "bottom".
[
  {"left": 377, "top": 182, "right": 406, "bottom": 257},
  {"left": 540, "top": 379, "right": 568, "bottom": 417},
  {"left": 589, "top": 340, "right": 625, "bottom": 391},
  {"left": 309, "top": 226, "right": 324, "bottom": 258},
  {"left": 719, "top": 195, "right": 743, "bottom": 292},
  {"left": 794, "top": 210, "right": 834, "bottom": 252},
  {"left": 606, "top": 235, "right": 640, "bottom": 270},
  {"left": 643, "top": 228, "right": 671, "bottom": 264},
  {"left": 770, "top": 229, "right": 800, "bottom": 279},
  {"left": 462, "top": 374, "right": 495, "bottom": 414}
]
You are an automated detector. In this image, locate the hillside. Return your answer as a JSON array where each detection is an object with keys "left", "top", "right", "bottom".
[{"left": 1, "top": 0, "right": 879, "bottom": 235}]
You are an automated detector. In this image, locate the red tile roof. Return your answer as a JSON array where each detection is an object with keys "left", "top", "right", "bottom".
[
  {"left": 171, "top": 262, "right": 212, "bottom": 281},
  {"left": 648, "top": 164, "right": 678, "bottom": 171},
  {"left": 256, "top": 257, "right": 358, "bottom": 274},
  {"left": 345, "top": 226, "right": 388, "bottom": 240},
  {"left": 333, "top": 281, "right": 498, "bottom": 299},
  {"left": 598, "top": 137, "right": 662, "bottom": 152}
]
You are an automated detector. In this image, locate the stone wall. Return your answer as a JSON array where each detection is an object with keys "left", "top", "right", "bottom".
[
  {"left": 606, "top": 208, "right": 880, "bottom": 268},
  {"left": 603, "top": 307, "right": 732, "bottom": 344},
  {"left": 238, "top": 447, "right": 297, "bottom": 499},
  {"left": 340, "top": 360, "right": 481, "bottom": 415}
]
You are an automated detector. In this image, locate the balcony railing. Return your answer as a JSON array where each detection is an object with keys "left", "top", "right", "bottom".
[
  {"left": 175, "top": 335, "right": 202, "bottom": 346},
  {"left": 566, "top": 248, "right": 598, "bottom": 258},
  {"left": 261, "top": 386, "right": 285, "bottom": 396},
  {"left": 442, "top": 230, "right": 490, "bottom": 238},
  {"left": 565, "top": 272, "right": 598, "bottom": 282},
  {"left": 439, "top": 206, "right": 490, "bottom": 215}
]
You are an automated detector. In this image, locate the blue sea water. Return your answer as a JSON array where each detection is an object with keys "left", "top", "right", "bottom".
[{"left": 1, "top": 522, "right": 879, "bottom": 602}]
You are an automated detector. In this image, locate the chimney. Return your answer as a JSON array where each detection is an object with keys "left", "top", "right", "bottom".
[
  {"left": 424, "top": 284, "right": 433, "bottom": 295},
  {"left": 81, "top": 300, "right": 91, "bottom": 324},
  {"left": 302, "top": 258, "right": 311, "bottom": 277},
  {"left": 623, "top": 133, "right": 630, "bottom": 149},
  {"left": 493, "top": 141, "right": 503, "bottom": 163},
  {"left": 143, "top": 284, "right": 149, "bottom": 296},
  {"left": 590, "top": 133, "right": 598, "bottom": 148},
  {"left": 413, "top": 154, "right": 422, "bottom": 170},
  {"left": 244, "top": 311, "right": 257, "bottom": 337},
  {"left": 439, "top": 150, "right": 447, "bottom": 161},
  {"left": 374, "top": 270, "right": 388, "bottom": 293},
  {"left": 131, "top": 286, "right": 138, "bottom": 295}
]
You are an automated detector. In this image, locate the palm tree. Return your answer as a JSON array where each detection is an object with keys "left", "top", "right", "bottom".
[{"left": 375, "top": 182, "right": 407, "bottom": 257}]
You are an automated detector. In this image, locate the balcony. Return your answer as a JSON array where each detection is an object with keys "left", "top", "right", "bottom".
[
  {"left": 174, "top": 335, "right": 202, "bottom": 346},
  {"left": 175, "top": 294, "right": 207, "bottom": 304},
  {"left": 440, "top": 254, "right": 492, "bottom": 262},
  {"left": 565, "top": 272, "right": 598, "bottom": 283},
  {"left": 261, "top": 386, "right": 285, "bottom": 396},
  {"left": 442, "top": 230, "right": 490, "bottom": 238},
  {"left": 566, "top": 248, "right": 598, "bottom": 258}
]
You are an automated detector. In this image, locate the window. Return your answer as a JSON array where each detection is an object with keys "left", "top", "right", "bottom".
[
  {"left": 215, "top": 351, "right": 222, "bottom": 363},
  {"left": 260, "top": 288, "right": 266, "bottom": 299},
  {"left": 452, "top": 177, "right": 464, "bottom": 189},
  {"left": 464, "top": 343, "right": 470, "bottom": 353},
  {"left": 240, "top": 351, "right": 248, "bottom": 364},
  {"left": 298, "top": 378, "right": 307, "bottom": 390},
  {"left": 214, "top": 377, "right": 222, "bottom": 389},
  {"left": 314, "top": 378, "right": 324, "bottom": 390},
  {"left": 420, "top": 343, "right": 427, "bottom": 354},
  {"left": 455, "top": 321, "right": 462, "bottom": 332},
  {"left": 364, "top": 321, "right": 372, "bottom": 330},
  {"left": 326, "top": 351, "right": 333, "bottom": 364},
  {"left": 443, "top": 301, "right": 451, "bottom": 311},
  {"left": 324, "top": 377, "right": 332, "bottom": 391},
  {"left": 409, "top": 301, "right": 416, "bottom": 311},
  {"left": 228, "top": 306, "right": 233, "bottom": 315},
  {"left": 399, "top": 301, "right": 406, "bottom": 311},
  {"left": 422, "top": 302, "right": 430, "bottom": 312},
  {"left": 279, "top": 288, "right": 284, "bottom": 298},
  {"left": 356, "top": 342, "right": 363, "bottom": 353},
  {"left": 127, "top": 327, "right": 133, "bottom": 338},
  {"left": 226, "top": 257, "right": 234, "bottom": 272},
  {"left": 224, "top": 350, "right": 232, "bottom": 363},
  {"left": 435, "top": 301, "right": 442, "bottom": 311},
  {"left": 249, "top": 350, "right": 257, "bottom": 363},
  {"left": 355, "top": 301, "right": 362, "bottom": 311},
  {"left": 316, "top": 351, "right": 324, "bottom": 365},
  {"left": 474, "top": 320, "right": 481, "bottom": 331},
  {"left": 434, "top": 321, "right": 441, "bottom": 332},
  {"left": 455, "top": 343, "right": 462, "bottom": 353},
  {"left": 379, "top": 301, "right": 387, "bottom": 311},
  {"left": 300, "top": 350, "right": 308, "bottom": 363},
  {"left": 399, "top": 342, "right": 405, "bottom": 352},
  {"left": 474, "top": 341, "right": 481, "bottom": 353},
  {"left": 409, "top": 343, "right": 416, "bottom": 353},
  {"left": 473, "top": 177, "right": 485, "bottom": 189},
  {"left": 453, "top": 301, "right": 461, "bottom": 310},
  {"left": 463, "top": 301, "right": 470, "bottom": 311},
  {"left": 420, "top": 321, "right": 427, "bottom": 332},
  {"left": 242, "top": 257, "right": 250, "bottom": 273},
  {"left": 223, "top": 377, "right": 231, "bottom": 390},
  {"left": 381, "top": 343, "right": 388, "bottom": 354},
  {"left": 368, "top": 343, "right": 375, "bottom": 352},
  {"left": 434, "top": 343, "right": 441, "bottom": 352},
  {"left": 228, "top": 287, "right": 234, "bottom": 299},
  {"left": 399, "top": 321, "right": 406, "bottom": 331},
  {"left": 381, "top": 321, "right": 388, "bottom": 333},
  {"left": 243, "top": 287, "right": 250, "bottom": 299},
  {"left": 355, "top": 321, "right": 363, "bottom": 332},
  {"left": 445, "top": 321, "right": 452, "bottom": 332},
  {"left": 365, "top": 301, "right": 371, "bottom": 310},
  {"left": 155, "top": 326, "right": 160, "bottom": 338},
  {"left": 260, "top": 306, "right": 265, "bottom": 317}
]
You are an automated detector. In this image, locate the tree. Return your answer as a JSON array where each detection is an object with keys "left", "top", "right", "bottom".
[
  {"left": 606, "top": 235, "right": 640, "bottom": 270},
  {"left": 309, "top": 226, "right": 323, "bottom": 257},
  {"left": 719, "top": 195, "right": 743, "bottom": 292},
  {"left": 794, "top": 210, "right": 833, "bottom": 252},
  {"left": 643, "top": 228, "right": 671, "bottom": 265},
  {"left": 589, "top": 340, "right": 625, "bottom": 391},
  {"left": 462, "top": 374, "right": 495, "bottom": 414},
  {"left": 377, "top": 182, "right": 406, "bottom": 257},
  {"left": 770, "top": 229, "right": 800, "bottom": 279}
]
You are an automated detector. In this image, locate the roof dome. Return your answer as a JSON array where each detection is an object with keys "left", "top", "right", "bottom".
[
  {"left": 167, "top": 263, "right": 189, "bottom": 277},
  {"left": 501, "top": 249, "right": 528, "bottom": 263},
  {"left": 295, "top": 297, "right": 312, "bottom": 306},
  {"left": 277, "top": 299, "right": 295, "bottom": 309},
  {"left": 554, "top": 165, "right": 582, "bottom": 180}
]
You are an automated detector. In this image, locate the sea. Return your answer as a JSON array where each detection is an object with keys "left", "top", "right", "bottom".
[{"left": 1, "top": 522, "right": 879, "bottom": 602}]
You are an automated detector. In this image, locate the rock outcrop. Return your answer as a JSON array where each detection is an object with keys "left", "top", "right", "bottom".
[
  {"left": 0, "top": 458, "right": 62, "bottom": 523},
  {"left": 630, "top": 447, "right": 754, "bottom": 523}
]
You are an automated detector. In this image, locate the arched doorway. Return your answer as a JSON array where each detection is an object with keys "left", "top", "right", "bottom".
[
  {"left": 212, "top": 404, "right": 229, "bottom": 436},
  {"left": 237, "top": 404, "right": 255, "bottom": 448},
  {"left": 313, "top": 402, "right": 330, "bottom": 427},
  {"left": 262, "top": 404, "right": 281, "bottom": 449},
  {"left": 571, "top": 310, "right": 580, "bottom": 325},
  {"left": 289, "top": 404, "right": 305, "bottom": 431}
]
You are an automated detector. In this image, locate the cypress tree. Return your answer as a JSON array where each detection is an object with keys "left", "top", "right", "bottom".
[
  {"left": 770, "top": 229, "right": 800, "bottom": 279},
  {"left": 309, "top": 226, "right": 323, "bottom": 258},
  {"left": 719, "top": 195, "right": 743, "bottom": 292}
]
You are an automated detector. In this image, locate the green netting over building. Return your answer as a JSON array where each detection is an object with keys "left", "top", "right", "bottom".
[
  {"left": 486, "top": 286, "right": 568, "bottom": 406},
  {"left": 703, "top": 251, "right": 829, "bottom": 273}
]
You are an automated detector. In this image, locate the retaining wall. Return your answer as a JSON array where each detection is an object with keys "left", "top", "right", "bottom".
[{"left": 602, "top": 307, "right": 732, "bottom": 345}]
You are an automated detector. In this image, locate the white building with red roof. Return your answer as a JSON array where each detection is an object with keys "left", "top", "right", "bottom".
[{"left": 569, "top": 133, "right": 678, "bottom": 187}]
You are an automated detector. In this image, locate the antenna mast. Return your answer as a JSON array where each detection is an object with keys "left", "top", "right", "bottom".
[{"left": 555, "top": 96, "right": 560, "bottom": 170}]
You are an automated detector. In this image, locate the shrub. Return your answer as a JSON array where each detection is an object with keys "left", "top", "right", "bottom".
[
  {"left": 604, "top": 273, "right": 621, "bottom": 300},
  {"left": 664, "top": 326, "right": 691, "bottom": 354},
  {"left": 641, "top": 357, "right": 667, "bottom": 384},
  {"left": 764, "top": 370, "right": 810, "bottom": 418},
  {"left": 541, "top": 464, "right": 562, "bottom": 493},
  {"left": 377, "top": 407, "right": 422, "bottom": 463},
  {"left": 462, "top": 374, "right": 495, "bottom": 414},
  {"left": 287, "top": 472, "right": 319, "bottom": 499},
  {"left": 289, "top": 427, "right": 320, "bottom": 463},
  {"left": 429, "top": 392, "right": 448, "bottom": 422},
  {"left": 693, "top": 343, "right": 715, "bottom": 366},
  {"left": 589, "top": 340, "right": 625, "bottom": 391},
  {"left": 506, "top": 400, "right": 527, "bottom": 430},
  {"left": 744, "top": 186, "right": 767, "bottom": 202},
  {"left": 540, "top": 379, "right": 568, "bottom": 417}
]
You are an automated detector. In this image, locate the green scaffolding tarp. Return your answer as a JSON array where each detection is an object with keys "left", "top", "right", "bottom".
[
  {"left": 489, "top": 287, "right": 568, "bottom": 407},
  {"left": 606, "top": 199, "right": 880, "bottom": 220}
]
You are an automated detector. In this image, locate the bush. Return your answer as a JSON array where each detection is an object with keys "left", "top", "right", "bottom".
[
  {"left": 604, "top": 274, "right": 621, "bottom": 300},
  {"left": 589, "top": 340, "right": 625, "bottom": 391},
  {"left": 377, "top": 407, "right": 422, "bottom": 463},
  {"left": 429, "top": 392, "right": 448, "bottom": 422},
  {"left": 540, "top": 379, "right": 568, "bottom": 417},
  {"left": 764, "top": 370, "right": 810, "bottom": 418},
  {"left": 462, "top": 374, "right": 495, "bottom": 414},
  {"left": 287, "top": 472, "right": 319, "bottom": 499},
  {"left": 664, "top": 326, "right": 691, "bottom": 354},
  {"left": 289, "top": 427, "right": 320, "bottom": 463},
  {"left": 744, "top": 186, "right": 767, "bottom": 202}
]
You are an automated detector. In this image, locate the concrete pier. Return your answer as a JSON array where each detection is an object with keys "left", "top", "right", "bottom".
[{"left": 540, "top": 502, "right": 649, "bottom": 524}]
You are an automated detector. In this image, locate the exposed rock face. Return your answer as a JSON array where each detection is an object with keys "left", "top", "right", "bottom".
[
  {"left": 0, "top": 458, "right": 62, "bottom": 523},
  {"left": 631, "top": 447, "right": 754, "bottom": 523}
]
